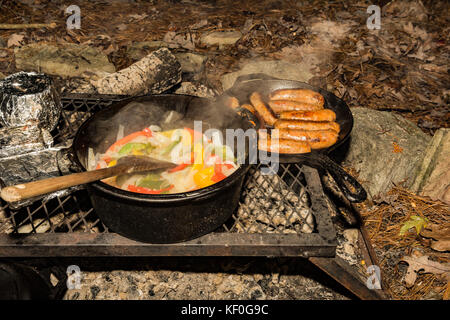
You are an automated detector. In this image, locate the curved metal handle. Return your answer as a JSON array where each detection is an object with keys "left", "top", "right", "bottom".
[
  {"left": 231, "top": 73, "right": 281, "bottom": 91},
  {"left": 305, "top": 153, "right": 367, "bottom": 203}
]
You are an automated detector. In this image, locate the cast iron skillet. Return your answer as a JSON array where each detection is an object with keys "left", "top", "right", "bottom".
[{"left": 220, "top": 73, "right": 366, "bottom": 203}]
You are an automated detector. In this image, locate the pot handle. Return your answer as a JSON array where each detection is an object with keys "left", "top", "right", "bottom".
[
  {"left": 67, "top": 148, "right": 85, "bottom": 173},
  {"left": 231, "top": 73, "right": 280, "bottom": 90},
  {"left": 304, "top": 153, "right": 367, "bottom": 203}
]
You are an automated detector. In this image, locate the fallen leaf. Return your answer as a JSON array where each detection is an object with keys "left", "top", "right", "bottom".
[
  {"left": 400, "top": 250, "right": 450, "bottom": 288},
  {"left": 392, "top": 141, "right": 403, "bottom": 153},
  {"left": 444, "top": 283, "right": 450, "bottom": 300},
  {"left": 421, "top": 223, "right": 450, "bottom": 252},
  {"left": 399, "top": 215, "right": 428, "bottom": 236},
  {"left": 116, "top": 23, "right": 128, "bottom": 31},
  {"left": 162, "top": 31, "right": 195, "bottom": 50},
  {"left": 7, "top": 33, "right": 25, "bottom": 48},
  {"left": 127, "top": 14, "right": 148, "bottom": 21},
  {"left": 189, "top": 19, "right": 208, "bottom": 30}
]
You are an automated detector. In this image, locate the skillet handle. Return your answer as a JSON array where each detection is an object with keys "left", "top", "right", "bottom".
[
  {"left": 305, "top": 153, "right": 367, "bottom": 203},
  {"left": 232, "top": 73, "right": 280, "bottom": 88}
]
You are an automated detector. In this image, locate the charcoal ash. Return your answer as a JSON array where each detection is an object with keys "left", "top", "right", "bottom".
[
  {"left": 0, "top": 72, "right": 50, "bottom": 96},
  {"left": 234, "top": 166, "right": 316, "bottom": 234},
  {"left": 0, "top": 72, "right": 61, "bottom": 131}
]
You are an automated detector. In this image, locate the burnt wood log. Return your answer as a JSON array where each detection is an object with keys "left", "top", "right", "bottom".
[{"left": 92, "top": 47, "right": 181, "bottom": 96}]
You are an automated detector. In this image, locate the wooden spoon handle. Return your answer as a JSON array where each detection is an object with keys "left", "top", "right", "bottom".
[{"left": 0, "top": 166, "right": 126, "bottom": 202}]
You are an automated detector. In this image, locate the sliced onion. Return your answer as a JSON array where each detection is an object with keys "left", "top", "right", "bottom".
[
  {"left": 116, "top": 124, "right": 125, "bottom": 141},
  {"left": 149, "top": 125, "right": 161, "bottom": 132},
  {"left": 170, "top": 142, "right": 184, "bottom": 164}
]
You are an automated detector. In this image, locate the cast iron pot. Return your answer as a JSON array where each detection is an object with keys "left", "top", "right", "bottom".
[{"left": 72, "top": 95, "right": 250, "bottom": 243}]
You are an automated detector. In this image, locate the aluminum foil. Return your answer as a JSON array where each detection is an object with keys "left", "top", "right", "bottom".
[
  {"left": 0, "top": 72, "right": 61, "bottom": 131},
  {"left": 0, "top": 142, "right": 83, "bottom": 209},
  {"left": 0, "top": 125, "right": 53, "bottom": 158}
]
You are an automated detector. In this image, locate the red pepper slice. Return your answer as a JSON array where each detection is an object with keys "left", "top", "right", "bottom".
[
  {"left": 127, "top": 184, "right": 174, "bottom": 194},
  {"left": 223, "top": 163, "right": 234, "bottom": 169},
  {"left": 168, "top": 163, "right": 190, "bottom": 173},
  {"left": 211, "top": 171, "right": 227, "bottom": 183},
  {"left": 142, "top": 127, "right": 153, "bottom": 137},
  {"left": 106, "top": 129, "right": 152, "bottom": 153},
  {"left": 215, "top": 163, "right": 234, "bottom": 171},
  {"left": 184, "top": 127, "right": 203, "bottom": 143},
  {"left": 211, "top": 163, "right": 228, "bottom": 183}
]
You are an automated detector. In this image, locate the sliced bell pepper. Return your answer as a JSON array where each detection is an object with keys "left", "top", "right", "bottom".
[
  {"left": 168, "top": 163, "right": 190, "bottom": 173},
  {"left": 107, "top": 159, "right": 117, "bottom": 167},
  {"left": 102, "top": 155, "right": 112, "bottom": 164},
  {"left": 184, "top": 127, "right": 203, "bottom": 143},
  {"left": 211, "top": 163, "right": 231, "bottom": 183},
  {"left": 118, "top": 142, "right": 147, "bottom": 155},
  {"left": 106, "top": 128, "right": 153, "bottom": 153},
  {"left": 193, "top": 166, "right": 215, "bottom": 188},
  {"left": 142, "top": 127, "right": 153, "bottom": 137},
  {"left": 192, "top": 142, "right": 204, "bottom": 168},
  {"left": 211, "top": 171, "right": 226, "bottom": 183},
  {"left": 137, "top": 174, "right": 169, "bottom": 190},
  {"left": 127, "top": 184, "right": 174, "bottom": 194},
  {"left": 162, "top": 137, "right": 181, "bottom": 156}
]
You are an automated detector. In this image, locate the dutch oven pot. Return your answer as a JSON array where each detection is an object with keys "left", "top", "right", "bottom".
[{"left": 72, "top": 95, "right": 251, "bottom": 243}]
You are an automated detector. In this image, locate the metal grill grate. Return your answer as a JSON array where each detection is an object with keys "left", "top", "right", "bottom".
[{"left": 0, "top": 94, "right": 336, "bottom": 257}]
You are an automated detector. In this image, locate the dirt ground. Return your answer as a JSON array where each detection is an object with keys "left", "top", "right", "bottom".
[{"left": 0, "top": 0, "right": 449, "bottom": 300}]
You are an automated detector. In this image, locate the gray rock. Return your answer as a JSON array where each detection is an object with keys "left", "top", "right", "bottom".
[
  {"left": 14, "top": 43, "right": 115, "bottom": 78},
  {"left": 174, "top": 52, "right": 206, "bottom": 73},
  {"left": 127, "top": 41, "right": 167, "bottom": 60},
  {"left": 410, "top": 128, "right": 450, "bottom": 205},
  {"left": 0, "top": 37, "right": 6, "bottom": 48},
  {"left": 201, "top": 31, "right": 241, "bottom": 48},
  {"left": 343, "top": 108, "right": 431, "bottom": 198},
  {"left": 221, "top": 60, "right": 314, "bottom": 91}
]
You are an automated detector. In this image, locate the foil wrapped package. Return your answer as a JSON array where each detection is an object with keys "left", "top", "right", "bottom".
[
  {"left": 0, "top": 143, "right": 84, "bottom": 209},
  {"left": 0, "top": 72, "right": 61, "bottom": 131},
  {"left": 0, "top": 125, "right": 53, "bottom": 158}
]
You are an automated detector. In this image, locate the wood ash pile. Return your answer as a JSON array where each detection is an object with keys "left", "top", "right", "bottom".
[{"left": 233, "top": 165, "right": 316, "bottom": 234}]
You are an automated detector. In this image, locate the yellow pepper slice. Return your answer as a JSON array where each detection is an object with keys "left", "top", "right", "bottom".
[
  {"left": 193, "top": 166, "right": 215, "bottom": 188},
  {"left": 192, "top": 142, "right": 204, "bottom": 170},
  {"left": 160, "top": 129, "right": 176, "bottom": 138},
  {"left": 107, "top": 159, "right": 117, "bottom": 167}
]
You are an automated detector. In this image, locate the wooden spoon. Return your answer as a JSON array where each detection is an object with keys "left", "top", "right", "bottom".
[{"left": 0, "top": 155, "right": 177, "bottom": 202}]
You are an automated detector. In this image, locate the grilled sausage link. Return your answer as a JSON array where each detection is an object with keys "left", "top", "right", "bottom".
[
  {"left": 258, "top": 137, "right": 311, "bottom": 154},
  {"left": 269, "top": 89, "right": 325, "bottom": 107},
  {"left": 279, "top": 109, "right": 336, "bottom": 122},
  {"left": 226, "top": 96, "right": 240, "bottom": 109},
  {"left": 250, "top": 92, "right": 277, "bottom": 126},
  {"left": 278, "top": 129, "right": 338, "bottom": 149},
  {"left": 268, "top": 100, "right": 323, "bottom": 113},
  {"left": 241, "top": 103, "right": 256, "bottom": 114},
  {"left": 236, "top": 104, "right": 264, "bottom": 128},
  {"left": 274, "top": 120, "right": 340, "bottom": 133}
]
